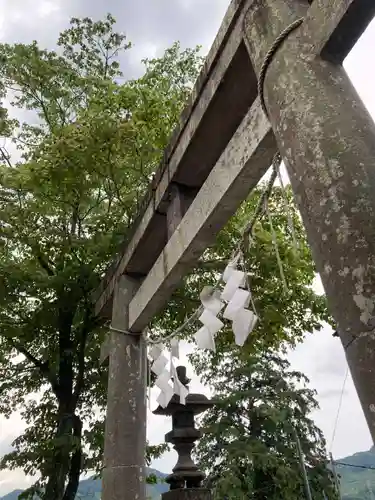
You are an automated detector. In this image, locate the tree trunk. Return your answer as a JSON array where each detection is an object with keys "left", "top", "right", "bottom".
[
  {"left": 43, "top": 297, "right": 76, "bottom": 500},
  {"left": 62, "top": 415, "right": 83, "bottom": 500},
  {"left": 42, "top": 294, "right": 87, "bottom": 500},
  {"left": 43, "top": 410, "right": 74, "bottom": 500},
  {"left": 253, "top": 468, "right": 273, "bottom": 500}
]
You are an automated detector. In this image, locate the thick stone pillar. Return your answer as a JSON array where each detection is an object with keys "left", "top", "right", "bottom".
[
  {"left": 243, "top": 0, "right": 375, "bottom": 440},
  {"left": 102, "top": 275, "right": 147, "bottom": 500}
]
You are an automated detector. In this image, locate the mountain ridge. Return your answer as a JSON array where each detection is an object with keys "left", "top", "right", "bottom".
[
  {"left": 2, "top": 450, "right": 375, "bottom": 499},
  {"left": 335, "top": 448, "right": 375, "bottom": 499},
  {"left": 0, "top": 468, "right": 168, "bottom": 500}
]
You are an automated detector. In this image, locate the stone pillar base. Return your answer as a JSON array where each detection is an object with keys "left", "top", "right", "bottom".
[{"left": 162, "top": 488, "right": 212, "bottom": 500}]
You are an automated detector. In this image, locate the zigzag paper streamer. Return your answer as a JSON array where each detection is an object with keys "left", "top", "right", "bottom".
[
  {"left": 221, "top": 270, "right": 246, "bottom": 301},
  {"left": 156, "top": 384, "right": 174, "bottom": 408},
  {"left": 223, "top": 289, "right": 251, "bottom": 320},
  {"left": 149, "top": 344, "right": 174, "bottom": 408},
  {"left": 194, "top": 287, "right": 225, "bottom": 352},
  {"left": 220, "top": 261, "right": 258, "bottom": 347},
  {"left": 222, "top": 254, "right": 241, "bottom": 283},
  {"left": 200, "top": 286, "right": 223, "bottom": 314},
  {"left": 149, "top": 252, "right": 259, "bottom": 407},
  {"left": 232, "top": 308, "right": 258, "bottom": 346},
  {"left": 194, "top": 256, "right": 258, "bottom": 352},
  {"left": 195, "top": 325, "right": 216, "bottom": 351},
  {"left": 199, "top": 309, "right": 224, "bottom": 333},
  {"left": 149, "top": 344, "right": 163, "bottom": 362},
  {"left": 151, "top": 354, "right": 168, "bottom": 376}
]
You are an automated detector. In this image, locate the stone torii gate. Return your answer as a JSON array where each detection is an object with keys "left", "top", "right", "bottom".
[{"left": 94, "top": 1, "right": 375, "bottom": 499}]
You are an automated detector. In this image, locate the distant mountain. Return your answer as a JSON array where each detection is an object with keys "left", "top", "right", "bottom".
[
  {"left": 0, "top": 468, "right": 168, "bottom": 500},
  {"left": 3, "top": 451, "right": 375, "bottom": 499},
  {"left": 336, "top": 448, "right": 375, "bottom": 499},
  {"left": 0, "top": 492, "right": 24, "bottom": 500}
]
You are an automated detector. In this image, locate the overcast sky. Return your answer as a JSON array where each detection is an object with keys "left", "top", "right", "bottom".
[{"left": 0, "top": 0, "right": 374, "bottom": 496}]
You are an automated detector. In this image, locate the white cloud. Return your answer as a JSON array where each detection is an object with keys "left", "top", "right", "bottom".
[
  {"left": 0, "top": 415, "right": 31, "bottom": 496},
  {"left": 125, "top": 41, "right": 160, "bottom": 79},
  {"left": 37, "top": 1, "right": 60, "bottom": 18},
  {"left": 288, "top": 328, "right": 371, "bottom": 459},
  {"left": 0, "top": 0, "right": 62, "bottom": 34}
]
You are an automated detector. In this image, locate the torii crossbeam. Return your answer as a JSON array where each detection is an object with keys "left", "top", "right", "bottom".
[{"left": 95, "top": 1, "right": 375, "bottom": 499}]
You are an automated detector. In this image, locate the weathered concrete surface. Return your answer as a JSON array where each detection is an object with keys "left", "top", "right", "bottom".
[
  {"left": 162, "top": 490, "right": 211, "bottom": 500},
  {"left": 167, "top": 184, "right": 199, "bottom": 238},
  {"left": 302, "top": 0, "right": 375, "bottom": 64},
  {"left": 128, "top": 99, "right": 276, "bottom": 332},
  {"left": 244, "top": 0, "right": 375, "bottom": 441},
  {"left": 94, "top": 0, "right": 257, "bottom": 318},
  {"left": 99, "top": 333, "right": 111, "bottom": 366},
  {"left": 102, "top": 275, "right": 147, "bottom": 500}
]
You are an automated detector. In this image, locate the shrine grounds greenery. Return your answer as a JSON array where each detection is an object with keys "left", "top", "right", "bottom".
[
  {"left": 0, "top": 13, "right": 338, "bottom": 500},
  {"left": 2, "top": 452, "right": 375, "bottom": 499}
]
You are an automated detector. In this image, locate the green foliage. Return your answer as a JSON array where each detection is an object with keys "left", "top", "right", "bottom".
[
  {"left": 2, "top": 451, "right": 375, "bottom": 499},
  {"left": 0, "top": 13, "right": 202, "bottom": 500},
  {"left": 0, "top": 8, "right": 336, "bottom": 500},
  {"left": 195, "top": 350, "right": 338, "bottom": 499}
]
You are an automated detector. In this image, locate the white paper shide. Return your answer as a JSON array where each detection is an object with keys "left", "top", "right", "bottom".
[
  {"left": 194, "top": 254, "right": 258, "bottom": 352},
  {"left": 149, "top": 339, "right": 187, "bottom": 409},
  {"left": 150, "top": 254, "right": 258, "bottom": 408}
]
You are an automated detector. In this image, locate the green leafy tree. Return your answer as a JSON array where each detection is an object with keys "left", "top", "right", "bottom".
[
  {"left": 0, "top": 10, "right": 336, "bottom": 500},
  {"left": 0, "top": 14, "right": 202, "bottom": 500},
  {"left": 195, "top": 350, "right": 338, "bottom": 499}
]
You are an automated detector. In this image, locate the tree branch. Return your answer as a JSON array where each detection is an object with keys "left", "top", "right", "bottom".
[
  {"left": 5, "top": 337, "right": 60, "bottom": 396},
  {"left": 35, "top": 252, "right": 55, "bottom": 276},
  {"left": 195, "top": 259, "right": 228, "bottom": 271}
]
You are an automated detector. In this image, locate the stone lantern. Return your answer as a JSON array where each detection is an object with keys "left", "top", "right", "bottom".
[{"left": 153, "top": 366, "right": 214, "bottom": 500}]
